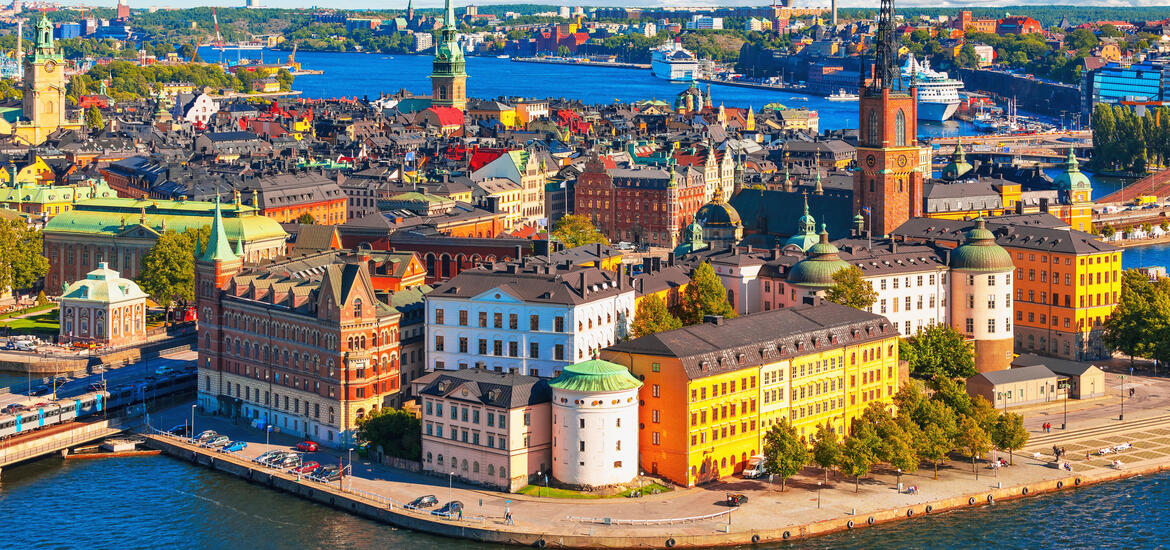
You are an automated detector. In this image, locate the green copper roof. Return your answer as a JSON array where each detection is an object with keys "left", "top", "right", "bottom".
[
  {"left": 788, "top": 225, "right": 849, "bottom": 288},
  {"left": 43, "top": 197, "right": 288, "bottom": 243},
  {"left": 942, "top": 141, "right": 973, "bottom": 179},
  {"left": 0, "top": 181, "right": 117, "bottom": 204},
  {"left": 62, "top": 262, "right": 147, "bottom": 303},
  {"left": 202, "top": 195, "right": 238, "bottom": 263},
  {"left": 784, "top": 194, "right": 819, "bottom": 252},
  {"left": 950, "top": 217, "right": 1014, "bottom": 272},
  {"left": 1053, "top": 148, "right": 1091, "bottom": 192},
  {"left": 548, "top": 359, "right": 642, "bottom": 393},
  {"left": 431, "top": 0, "right": 467, "bottom": 79}
]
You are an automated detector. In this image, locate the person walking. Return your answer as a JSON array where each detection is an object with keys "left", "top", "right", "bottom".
[{"left": 505, "top": 511, "right": 514, "bottom": 525}]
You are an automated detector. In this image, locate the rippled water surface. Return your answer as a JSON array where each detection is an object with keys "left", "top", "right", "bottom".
[{"left": 0, "top": 454, "right": 1164, "bottom": 550}]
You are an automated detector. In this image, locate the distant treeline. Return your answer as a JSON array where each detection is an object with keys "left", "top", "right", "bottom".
[{"left": 840, "top": 6, "right": 1170, "bottom": 28}]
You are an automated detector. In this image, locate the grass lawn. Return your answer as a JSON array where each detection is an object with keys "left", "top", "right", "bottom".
[
  {"left": 516, "top": 482, "right": 673, "bottom": 499},
  {"left": 0, "top": 303, "right": 55, "bottom": 320},
  {"left": 4, "top": 310, "right": 59, "bottom": 335}
]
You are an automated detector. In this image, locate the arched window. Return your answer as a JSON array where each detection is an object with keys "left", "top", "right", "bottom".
[
  {"left": 353, "top": 298, "right": 363, "bottom": 318},
  {"left": 895, "top": 109, "right": 906, "bottom": 147},
  {"left": 867, "top": 110, "right": 879, "bottom": 147}
]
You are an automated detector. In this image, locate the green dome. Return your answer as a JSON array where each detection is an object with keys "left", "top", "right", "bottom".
[
  {"left": 787, "top": 225, "right": 850, "bottom": 288},
  {"left": 695, "top": 191, "right": 741, "bottom": 228},
  {"left": 950, "top": 217, "right": 1014, "bottom": 272},
  {"left": 942, "top": 142, "right": 973, "bottom": 179},
  {"left": 548, "top": 359, "right": 643, "bottom": 393},
  {"left": 784, "top": 194, "right": 819, "bottom": 251},
  {"left": 1052, "top": 148, "right": 1091, "bottom": 191}
]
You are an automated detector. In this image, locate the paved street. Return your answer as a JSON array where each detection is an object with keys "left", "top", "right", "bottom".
[{"left": 0, "top": 349, "right": 197, "bottom": 409}]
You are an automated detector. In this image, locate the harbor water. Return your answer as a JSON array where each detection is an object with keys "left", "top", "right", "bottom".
[{"left": 0, "top": 452, "right": 1164, "bottom": 549}]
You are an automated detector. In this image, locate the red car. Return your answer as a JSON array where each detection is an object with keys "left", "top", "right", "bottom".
[
  {"left": 295, "top": 441, "right": 319, "bottom": 452},
  {"left": 293, "top": 461, "right": 320, "bottom": 475}
]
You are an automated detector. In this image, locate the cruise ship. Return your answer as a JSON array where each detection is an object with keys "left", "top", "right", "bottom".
[
  {"left": 902, "top": 54, "right": 963, "bottom": 122},
  {"left": 651, "top": 42, "right": 699, "bottom": 82}
]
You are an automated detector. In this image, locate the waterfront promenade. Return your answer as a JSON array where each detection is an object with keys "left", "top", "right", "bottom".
[{"left": 143, "top": 367, "right": 1170, "bottom": 548}]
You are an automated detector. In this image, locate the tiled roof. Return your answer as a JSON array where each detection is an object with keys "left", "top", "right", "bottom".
[{"left": 414, "top": 368, "right": 551, "bottom": 408}]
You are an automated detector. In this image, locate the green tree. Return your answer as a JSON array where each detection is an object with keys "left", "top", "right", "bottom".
[
  {"left": 838, "top": 430, "right": 880, "bottom": 492},
  {"left": 84, "top": 106, "right": 103, "bottom": 131},
  {"left": 761, "top": 420, "right": 809, "bottom": 491},
  {"left": 675, "top": 261, "right": 737, "bottom": 325},
  {"left": 824, "top": 266, "right": 877, "bottom": 310},
  {"left": 138, "top": 227, "right": 209, "bottom": 322},
  {"left": 930, "top": 375, "right": 974, "bottom": 417},
  {"left": 179, "top": 42, "right": 198, "bottom": 60},
  {"left": 631, "top": 293, "right": 682, "bottom": 338},
  {"left": 916, "top": 401, "right": 958, "bottom": 479},
  {"left": 1101, "top": 224, "right": 1116, "bottom": 238},
  {"left": 1098, "top": 24, "right": 1124, "bottom": 38},
  {"left": 899, "top": 324, "right": 976, "bottom": 379},
  {"left": 550, "top": 214, "right": 609, "bottom": 249},
  {"left": 356, "top": 408, "right": 421, "bottom": 461},
  {"left": 810, "top": 423, "right": 842, "bottom": 483},
  {"left": 296, "top": 212, "right": 315, "bottom": 224},
  {"left": 0, "top": 221, "right": 50, "bottom": 293},
  {"left": 556, "top": 45, "right": 571, "bottom": 56},
  {"left": 991, "top": 412, "right": 1029, "bottom": 465},
  {"left": 956, "top": 416, "right": 992, "bottom": 475},
  {"left": 1064, "top": 28, "right": 1099, "bottom": 51}
]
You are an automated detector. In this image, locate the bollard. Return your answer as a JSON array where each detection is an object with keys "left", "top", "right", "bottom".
[
  {"left": 851, "top": 508, "right": 856, "bottom": 516},
  {"left": 997, "top": 482, "right": 1002, "bottom": 489}
]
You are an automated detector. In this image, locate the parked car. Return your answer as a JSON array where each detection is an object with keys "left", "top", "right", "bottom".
[
  {"left": 741, "top": 455, "right": 766, "bottom": 479},
  {"left": 407, "top": 495, "right": 439, "bottom": 509},
  {"left": 202, "top": 435, "right": 230, "bottom": 449},
  {"left": 725, "top": 493, "right": 748, "bottom": 506},
  {"left": 276, "top": 454, "right": 302, "bottom": 469},
  {"left": 253, "top": 450, "right": 282, "bottom": 464},
  {"left": 259, "top": 452, "right": 290, "bottom": 466},
  {"left": 12, "top": 340, "right": 36, "bottom": 352},
  {"left": 221, "top": 441, "right": 247, "bottom": 453},
  {"left": 2, "top": 403, "right": 23, "bottom": 414},
  {"left": 312, "top": 466, "right": 341, "bottom": 482},
  {"left": 29, "top": 385, "right": 50, "bottom": 396},
  {"left": 155, "top": 366, "right": 174, "bottom": 376},
  {"left": 168, "top": 424, "right": 190, "bottom": 437},
  {"left": 432, "top": 501, "right": 463, "bottom": 518},
  {"left": 293, "top": 461, "right": 320, "bottom": 475},
  {"left": 194, "top": 430, "right": 218, "bottom": 443},
  {"left": 295, "top": 441, "right": 319, "bottom": 452}
]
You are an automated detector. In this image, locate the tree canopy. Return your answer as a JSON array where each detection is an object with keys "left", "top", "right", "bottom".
[
  {"left": 761, "top": 420, "right": 809, "bottom": 491},
  {"left": 550, "top": 214, "right": 609, "bottom": 249},
  {"left": 356, "top": 408, "right": 421, "bottom": 461},
  {"left": 825, "top": 266, "right": 877, "bottom": 310},
  {"left": 674, "top": 261, "right": 737, "bottom": 325},
  {"left": 138, "top": 227, "right": 210, "bottom": 313},
  {"left": 631, "top": 293, "right": 682, "bottom": 339},
  {"left": 899, "top": 324, "right": 976, "bottom": 380},
  {"left": 0, "top": 221, "right": 49, "bottom": 293},
  {"left": 1104, "top": 270, "right": 1170, "bottom": 365}
]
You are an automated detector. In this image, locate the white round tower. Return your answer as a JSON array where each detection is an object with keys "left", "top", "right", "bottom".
[
  {"left": 549, "top": 359, "right": 642, "bottom": 487},
  {"left": 949, "top": 218, "right": 1015, "bottom": 372}
]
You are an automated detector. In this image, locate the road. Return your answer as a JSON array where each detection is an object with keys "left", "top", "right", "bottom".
[{"left": 0, "top": 350, "right": 197, "bottom": 409}]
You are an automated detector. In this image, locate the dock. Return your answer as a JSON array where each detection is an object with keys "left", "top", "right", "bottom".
[
  {"left": 697, "top": 77, "right": 808, "bottom": 94},
  {"left": 509, "top": 57, "right": 649, "bottom": 70}
]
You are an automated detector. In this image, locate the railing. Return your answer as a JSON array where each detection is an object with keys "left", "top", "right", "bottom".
[
  {"left": 0, "top": 418, "right": 130, "bottom": 466},
  {"left": 568, "top": 508, "right": 734, "bottom": 526}
]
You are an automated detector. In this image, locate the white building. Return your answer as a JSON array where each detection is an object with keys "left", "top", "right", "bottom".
[
  {"left": 687, "top": 15, "right": 723, "bottom": 30},
  {"left": 948, "top": 218, "right": 1015, "bottom": 372},
  {"left": 59, "top": 262, "right": 148, "bottom": 347},
  {"left": 549, "top": 359, "right": 641, "bottom": 487},
  {"left": 174, "top": 92, "right": 219, "bottom": 125},
  {"left": 426, "top": 263, "right": 635, "bottom": 378}
]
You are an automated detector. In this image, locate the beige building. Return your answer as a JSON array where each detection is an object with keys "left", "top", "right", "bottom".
[
  {"left": 1012, "top": 353, "right": 1106, "bottom": 400},
  {"left": 59, "top": 263, "right": 148, "bottom": 348},
  {"left": 414, "top": 369, "right": 551, "bottom": 492},
  {"left": 966, "top": 365, "right": 1061, "bottom": 408},
  {"left": 7, "top": 14, "right": 82, "bottom": 145}
]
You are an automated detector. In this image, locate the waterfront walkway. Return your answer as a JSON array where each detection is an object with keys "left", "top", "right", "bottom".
[{"left": 144, "top": 371, "right": 1170, "bottom": 547}]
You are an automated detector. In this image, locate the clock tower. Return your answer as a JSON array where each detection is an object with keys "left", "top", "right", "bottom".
[
  {"left": 430, "top": 0, "right": 467, "bottom": 111},
  {"left": 14, "top": 13, "right": 79, "bottom": 145},
  {"left": 853, "top": 0, "right": 924, "bottom": 237}
]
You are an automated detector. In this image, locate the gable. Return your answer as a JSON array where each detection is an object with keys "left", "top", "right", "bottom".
[{"left": 469, "top": 285, "right": 525, "bottom": 303}]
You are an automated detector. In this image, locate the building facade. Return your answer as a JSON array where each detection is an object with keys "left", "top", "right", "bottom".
[
  {"left": 59, "top": 263, "right": 148, "bottom": 347},
  {"left": 573, "top": 154, "right": 706, "bottom": 248},
  {"left": 548, "top": 359, "right": 641, "bottom": 487}
]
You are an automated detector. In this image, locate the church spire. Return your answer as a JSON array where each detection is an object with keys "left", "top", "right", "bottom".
[{"left": 201, "top": 194, "right": 238, "bottom": 263}]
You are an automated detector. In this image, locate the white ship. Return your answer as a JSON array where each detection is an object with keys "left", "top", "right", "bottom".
[
  {"left": 651, "top": 42, "right": 698, "bottom": 82},
  {"left": 827, "top": 89, "right": 858, "bottom": 102},
  {"left": 903, "top": 54, "right": 963, "bottom": 122}
]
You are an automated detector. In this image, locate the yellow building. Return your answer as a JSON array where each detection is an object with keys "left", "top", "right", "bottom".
[
  {"left": 9, "top": 14, "right": 82, "bottom": 145},
  {"left": 472, "top": 177, "right": 523, "bottom": 229},
  {"left": 603, "top": 302, "right": 901, "bottom": 487},
  {"left": 467, "top": 100, "right": 517, "bottom": 129},
  {"left": 0, "top": 179, "right": 118, "bottom": 218}
]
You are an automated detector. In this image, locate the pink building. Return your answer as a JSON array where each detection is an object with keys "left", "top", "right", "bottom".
[
  {"left": 59, "top": 262, "right": 148, "bottom": 347},
  {"left": 414, "top": 369, "right": 551, "bottom": 492}
]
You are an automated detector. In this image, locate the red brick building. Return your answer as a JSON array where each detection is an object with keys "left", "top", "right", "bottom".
[
  {"left": 854, "top": 88, "right": 924, "bottom": 237},
  {"left": 574, "top": 153, "right": 706, "bottom": 248},
  {"left": 196, "top": 203, "right": 403, "bottom": 448},
  {"left": 996, "top": 16, "right": 1042, "bottom": 36}
]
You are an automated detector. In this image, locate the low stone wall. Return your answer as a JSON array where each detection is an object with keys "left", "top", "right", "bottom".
[{"left": 144, "top": 434, "right": 1170, "bottom": 549}]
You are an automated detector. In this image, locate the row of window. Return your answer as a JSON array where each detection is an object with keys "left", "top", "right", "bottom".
[
  {"left": 1018, "top": 268, "right": 1117, "bottom": 286},
  {"left": 424, "top": 400, "right": 509, "bottom": 429},
  {"left": 424, "top": 453, "right": 509, "bottom": 480},
  {"left": 1018, "top": 311, "right": 1107, "bottom": 329},
  {"left": 218, "top": 378, "right": 337, "bottom": 425},
  {"left": 434, "top": 336, "right": 573, "bottom": 361}
]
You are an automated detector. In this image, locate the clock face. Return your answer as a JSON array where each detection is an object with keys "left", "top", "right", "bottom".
[
  {"left": 43, "top": 60, "right": 55, "bottom": 72},
  {"left": 865, "top": 154, "right": 876, "bottom": 168},
  {"left": 897, "top": 154, "right": 908, "bottom": 168}
]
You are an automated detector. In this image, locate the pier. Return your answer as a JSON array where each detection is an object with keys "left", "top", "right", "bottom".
[
  {"left": 509, "top": 57, "right": 649, "bottom": 70},
  {"left": 0, "top": 418, "right": 130, "bottom": 475}
]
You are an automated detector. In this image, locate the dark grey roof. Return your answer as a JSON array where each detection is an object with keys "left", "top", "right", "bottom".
[
  {"left": 431, "top": 264, "right": 629, "bottom": 306},
  {"left": 1011, "top": 353, "right": 1099, "bottom": 377},
  {"left": 973, "top": 365, "right": 1057, "bottom": 385},
  {"left": 607, "top": 302, "right": 893, "bottom": 380},
  {"left": 413, "top": 368, "right": 551, "bottom": 408},
  {"left": 892, "top": 215, "right": 1120, "bottom": 255}
]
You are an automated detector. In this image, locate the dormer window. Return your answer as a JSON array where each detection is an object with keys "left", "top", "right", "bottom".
[{"left": 353, "top": 298, "right": 362, "bottom": 318}]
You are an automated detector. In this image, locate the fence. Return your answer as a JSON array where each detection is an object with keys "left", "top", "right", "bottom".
[
  {"left": 567, "top": 508, "right": 734, "bottom": 526},
  {"left": 0, "top": 418, "right": 130, "bottom": 466}
]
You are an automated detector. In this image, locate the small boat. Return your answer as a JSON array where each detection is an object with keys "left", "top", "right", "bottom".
[
  {"left": 790, "top": 96, "right": 809, "bottom": 101},
  {"left": 497, "top": 54, "right": 510, "bottom": 59},
  {"left": 827, "top": 89, "right": 858, "bottom": 102}
]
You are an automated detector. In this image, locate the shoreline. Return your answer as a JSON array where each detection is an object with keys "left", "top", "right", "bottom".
[{"left": 140, "top": 430, "right": 1170, "bottom": 548}]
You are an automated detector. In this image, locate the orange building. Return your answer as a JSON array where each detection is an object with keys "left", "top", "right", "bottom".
[
  {"left": 242, "top": 173, "right": 347, "bottom": 225},
  {"left": 603, "top": 303, "right": 900, "bottom": 487}
]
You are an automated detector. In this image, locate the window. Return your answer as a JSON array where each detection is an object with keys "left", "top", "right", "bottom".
[
  {"left": 435, "top": 309, "right": 444, "bottom": 324},
  {"left": 894, "top": 109, "right": 906, "bottom": 146},
  {"left": 508, "top": 341, "right": 518, "bottom": 357},
  {"left": 458, "top": 310, "right": 468, "bottom": 326},
  {"left": 652, "top": 432, "right": 661, "bottom": 445},
  {"left": 353, "top": 298, "right": 362, "bottom": 318},
  {"left": 965, "top": 318, "right": 974, "bottom": 333},
  {"left": 652, "top": 384, "right": 660, "bottom": 397},
  {"left": 530, "top": 315, "right": 539, "bottom": 331},
  {"left": 651, "top": 363, "right": 660, "bottom": 373},
  {"left": 509, "top": 314, "right": 518, "bottom": 330},
  {"left": 652, "top": 410, "right": 660, "bottom": 423},
  {"left": 479, "top": 312, "right": 487, "bottom": 328},
  {"left": 554, "top": 344, "right": 564, "bottom": 361},
  {"left": 524, "top": 412, "right": 531, "bottom": 426},
  {"left": 529, "top": 342, "right": 539, "bottom": 358},
  {"left": 458, "top": 337, "right": 468, "bottom": 353},
  {"left": 493, "top": 313, "right": 503, "bottom": 328},
  {"left": 554, "top": 316, "right": 564, "bottom": 332},
  {"left": 988, "top": 319, "right": 996, "bottom": 333},
  {"left": 867, "top": 110, "right": 879, "bottom": 146},
  {"left": 434, "top": 335, "right": 444, "bottom": 352}
]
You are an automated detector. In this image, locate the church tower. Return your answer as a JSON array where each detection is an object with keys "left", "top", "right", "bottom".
[
  {"left": 430, "top": 0, "right": 467, "bottom": 111},
  {"left": 17, "top": 13, "right": 77, "bottom": 145},
  {"left": 853, "top": 0, "right": 923, "bottom": 237},
  {"left": 195, "top": 196, "right": 243, "bottom": 413}
]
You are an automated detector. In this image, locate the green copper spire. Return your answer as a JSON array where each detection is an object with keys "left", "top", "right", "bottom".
[
  {"left": 31, "top": 12, "right": 61, "bottom": 63},
  {"left": 201, "top": 194, "right": 238, "bottom": 263},
  {"left": 431, "top": 0, "right": 466, "bottom": 77}
]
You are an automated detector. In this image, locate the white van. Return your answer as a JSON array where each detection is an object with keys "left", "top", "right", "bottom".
[
  {"left": 742, "top": 455, "right": 766, "bottom": 478},
  {"left": 14, "top": 340, "right": 36, "bottom": 352}
]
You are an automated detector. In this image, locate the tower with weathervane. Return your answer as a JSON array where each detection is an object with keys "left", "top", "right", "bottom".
[
  {"left": 853, "top": 0, "right": 923, "bottom": 237},
  {"left": 15, "top": 12, "right": 81, "bottom": 145},
  {"left": 430, "top": 0, "right": 467, "bottom": 111}
]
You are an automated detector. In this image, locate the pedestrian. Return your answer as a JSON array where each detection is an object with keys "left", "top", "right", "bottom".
[
  {"left": 505, "top": 511, "right": 514, "bottom": 525},
  {"left": 457, "top": 508, "right": 463, "bottom": 520},
  {"left": 1062, "top": 446, "right": 1067, "bottom": 458},
  {"left": 1086, "top": 453, "right": 1091, "bottom": 461}
]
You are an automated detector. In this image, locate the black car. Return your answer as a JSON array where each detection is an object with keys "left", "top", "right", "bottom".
[
  {"left": 312, "top": 466, "right": 341, "bottom": 482},
  {"left": 168, "top": 424, "right": 190, "bottom": 436},
  {"left": 432, "top": 501, "right": 463, "bottom": 517},
  {"left": 29, "top": 385, "right": 50, "bottom": 396},
  {"left": 726, "top": 493, "right": 748, "bottom": 506},
  {"left": 407, "top": 495, "right": 438, "bottom": 509}
]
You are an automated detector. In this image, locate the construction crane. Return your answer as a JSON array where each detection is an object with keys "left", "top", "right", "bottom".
[{"left": 212, "top": 7, "right": 225, "bottom": 63}]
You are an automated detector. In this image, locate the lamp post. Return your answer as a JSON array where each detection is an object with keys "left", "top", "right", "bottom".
[
  {"left": 974, "top": 454, "right": 980, "bottom": 480},
  {"left": 536, "top": 470, "right": 541, "bottom": 498},
  {"left": 1120, "top": 374, "right": 1126, "bottom": 421},
  {"left": 449, "top": 471, "right": 455, "bottom": 503},
  {"left": 817, "top": 481, "right": 822, "bottom": 509},
  {"left": 1061, "top": 381, "right": 1068, "bottom": 430},
  {"left": 347, "top": 447, "right": 354, "bottom": 491},
  {"left": 896, "top": 468, "right": 902, "bottom": 491},
  {"left": 190, "top": 403, "right": 197, "bottom": 443}
]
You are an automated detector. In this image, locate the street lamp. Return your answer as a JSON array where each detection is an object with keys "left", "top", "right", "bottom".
[
  {"left": 1060, "top": 380, "right": 1069, "bottom": 430},
  {"left": 536, "top": 470, "right": 541, "bottom": 498},
  {"left": 449, "top": 471, "right": 455, "bottom": 503},
  {"left": 817, "top": 481, "right": 822, "bottom": 509},
  {"left": 974, "top": 453, "right": 980, "bottom": 480},
  {"left": 896, "top": 468, "right": 902, "bottom": 491},
  {"left": 190, "top": 404, "right": 197, "bottom": 443},
  {"left": 347, "top": 447, "right": 355, "bottom": 491},
  {"left": 1120, "top": 374, "right": 1126, "bottom": 421}
]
